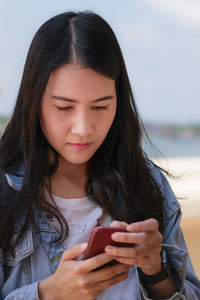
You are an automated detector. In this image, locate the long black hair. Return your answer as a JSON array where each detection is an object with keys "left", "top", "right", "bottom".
[{"left": 0, "top": 11, "right": 166, "bottom": 254}]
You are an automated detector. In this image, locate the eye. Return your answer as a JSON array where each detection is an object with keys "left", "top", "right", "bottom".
[
  {"left": 93, "top": 106, "right": 109, "bottom": 111},
  {"left": 55, "top": 106, "right": 73, "bottom": 111},
  {"left": 54, "top": 105, "right": 109, "bottom": 111}
]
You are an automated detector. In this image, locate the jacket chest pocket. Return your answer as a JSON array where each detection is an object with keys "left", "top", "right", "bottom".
[{"left": 4, "top": 228, "right": 34, "bottom": 283}]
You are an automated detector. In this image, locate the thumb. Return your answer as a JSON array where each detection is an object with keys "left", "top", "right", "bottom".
[{"left": 60, "top": 243, "right": 88, "bottom": 262}]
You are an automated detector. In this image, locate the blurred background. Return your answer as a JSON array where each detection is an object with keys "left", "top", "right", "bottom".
[{"left": 0, "top": 0, "right": 199, "bottom": 277}]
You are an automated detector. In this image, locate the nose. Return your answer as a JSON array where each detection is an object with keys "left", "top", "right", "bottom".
[{"left": 71, "top": 110, "right": 94, "bottom": 137}]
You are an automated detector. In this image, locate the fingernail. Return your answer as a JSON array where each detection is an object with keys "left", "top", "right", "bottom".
[
  {"left": 127, "top": 225, "right": 134, "bottom": 229},
  {"left": 112, "top": 233, "right": 120, "bottom": 240},
  {"left": 80, "top": 243, "right": 88, "bottom": 250},
  {"left": 105, "top": 246, "right": 112, "bottom": 253}
]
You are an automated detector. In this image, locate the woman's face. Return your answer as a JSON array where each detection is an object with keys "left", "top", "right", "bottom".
[{"left": 40, "top": 63, "right": 117, "bottom": 166}]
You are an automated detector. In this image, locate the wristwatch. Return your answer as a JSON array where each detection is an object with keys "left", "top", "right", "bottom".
[{"left": 138, "top": 250, "right": 171, "bottom": 286}]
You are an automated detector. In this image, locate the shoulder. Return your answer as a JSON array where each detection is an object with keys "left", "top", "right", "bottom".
[
  {"left": 146, "top": 160, "right": 181, "bottom": 220},
  {"left": 0, "top": 168, "right": 9, "bottom": 199}
]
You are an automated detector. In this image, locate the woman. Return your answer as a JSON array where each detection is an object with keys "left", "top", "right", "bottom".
[{"left": 0, "top": 11, "right": 199, "bottom": 300}]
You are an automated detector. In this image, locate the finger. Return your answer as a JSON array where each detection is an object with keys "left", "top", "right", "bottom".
[
  {"left": 96, "top": 270, "right": 130, "bottom": 291},
  {"left": 105, "top": 244, "right": 136, "bottom": 258},
  {"left": 114, "top": 255, "right": 150, "bottom": 268},
  {"left": 110, "top": 220, "right": 128, "bottom": 228},
  {"left": 60, "top": 243, "right": 88, "bottom": 262},
  {"left": 81, "top": 252, "right": 115, "bottom": 272},
  {"left": 126, "top": 218, "right": 159, "bottom": 233},
  {"left": 114, "top": 256, "right": 135, "bottom": 265},
  {"left": 90, "top": 262, "right": 131, "bottom": 283},
  {"left": 105, "top": 244, "right": 152, "bottom": 258},
  {"left": 111, "top": 231, "right": 162, "bottom": 245}
]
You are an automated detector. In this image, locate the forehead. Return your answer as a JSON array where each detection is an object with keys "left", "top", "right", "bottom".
[{"left": 45, "top": 63, "right": 116, "bottom": 100}]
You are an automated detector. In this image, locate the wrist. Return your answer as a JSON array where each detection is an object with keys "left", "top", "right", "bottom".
[
  {"left": 38, "top": 275, "right": 55, "bottom": 300},
  {"left": 138, "top": 250, "right": 171, "bottom": 286},
  {"left": 141, "top": 255, "right": 162, "bottom": 276}
]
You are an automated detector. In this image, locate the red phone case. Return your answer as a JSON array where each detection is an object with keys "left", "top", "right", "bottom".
[{"left": 82, "top": 226, "right": 134, "bottom": 270}]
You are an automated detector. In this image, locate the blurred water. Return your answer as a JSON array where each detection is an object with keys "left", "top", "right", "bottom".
[{"left": 143, "top": 133, "right": 200, "bottom": 158}]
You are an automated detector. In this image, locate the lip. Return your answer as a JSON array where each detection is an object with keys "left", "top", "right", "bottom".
[{"left": 69, "top": 143, "right": 92, "bottom": 150}]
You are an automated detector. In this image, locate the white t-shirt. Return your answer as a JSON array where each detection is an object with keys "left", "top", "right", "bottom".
[{"left": 47, "top": 194, "right": 137, "bottom": 300}]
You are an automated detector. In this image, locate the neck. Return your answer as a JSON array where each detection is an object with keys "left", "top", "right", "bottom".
[
  {"left": 48, "top": 156, "right": 90, "bottom": 199},
  {"left": 56, "top": 156, "right": 89, "bottom": 180}
]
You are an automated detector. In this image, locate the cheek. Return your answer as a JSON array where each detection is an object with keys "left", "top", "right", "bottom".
[
  {"left": 40, "top": 107, "right": 64, "bottom": 142},
  {"left": 43, "top": 120, "right": 65, "bottom": 142},
  {"left": 97, "top": 111, "right": 116, "bottom": 136},
  {"left": 106, "top": 105, "right": 117, "bottom": 127}
]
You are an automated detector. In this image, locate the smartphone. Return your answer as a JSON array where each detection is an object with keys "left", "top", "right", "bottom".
[{"left": 82, "top": 226, "right": 134, "bottom": 270}]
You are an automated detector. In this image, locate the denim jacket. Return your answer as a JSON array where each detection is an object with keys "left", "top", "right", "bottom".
[{"left": 0, "top": 162, "right": 200, "bottom": 300}]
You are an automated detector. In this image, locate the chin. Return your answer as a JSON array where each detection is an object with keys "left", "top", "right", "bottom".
[{"left": 64, "top": 156, "right": 92, "bottom": 165}]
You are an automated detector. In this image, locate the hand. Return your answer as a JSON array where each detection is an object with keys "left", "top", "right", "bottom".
[
  {"left": 105, "top": 219, "right": 163, "bottom": 276},
  {"left": 38, "top": 242, "right": 131, "bottom": 300}
]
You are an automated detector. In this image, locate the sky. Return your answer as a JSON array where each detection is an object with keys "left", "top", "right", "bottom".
[{"left": 0, "top": 0, "right": 200, "bottom": 124}]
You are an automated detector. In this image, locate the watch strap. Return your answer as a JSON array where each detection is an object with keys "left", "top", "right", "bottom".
[{"left": 138, "top": 250, "right": 171, "bottom": 286}]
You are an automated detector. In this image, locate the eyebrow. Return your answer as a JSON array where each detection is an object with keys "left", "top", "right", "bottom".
[{"left": 51, "top": 95, "right": 114, "bottom": 103}]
